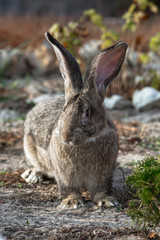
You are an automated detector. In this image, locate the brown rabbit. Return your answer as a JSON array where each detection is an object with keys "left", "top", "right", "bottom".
[{"left": 21, "top": 32, "right": 128, "bottom": 208}]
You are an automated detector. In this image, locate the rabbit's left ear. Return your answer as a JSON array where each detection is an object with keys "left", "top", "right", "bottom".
[
  {"left": 85, "top": 42, "right": 128, "bottom": 99},
  {"left": 45, "top": 32, "right": 83, "bottom": 101}
]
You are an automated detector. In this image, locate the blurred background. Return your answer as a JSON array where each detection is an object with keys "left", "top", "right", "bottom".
[
  {"left": 0, "top": 0, "right": 160, "bottom": 118},
  {"left": 0, "top": 0, "right": 131, "bottom": 16},
  {"left": 0, "top": 3, "right": 160, "bottom": 238}
]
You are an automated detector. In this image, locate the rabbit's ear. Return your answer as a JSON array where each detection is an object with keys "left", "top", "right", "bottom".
[
  {"left": 45, "top": 32, "right": 83, "bottom": 101},
  {"left": 85, "top": 42, "right": 128, "bottom": 99}
]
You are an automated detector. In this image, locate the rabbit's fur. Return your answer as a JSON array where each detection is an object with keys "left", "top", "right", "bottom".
[{"left": 22, "top": 32, "right": 128, "bottom": 208}]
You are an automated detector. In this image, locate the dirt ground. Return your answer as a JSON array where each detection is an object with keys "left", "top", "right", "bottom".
[{"left": 0, "top": 106, "right": 160, "bottom": 240}]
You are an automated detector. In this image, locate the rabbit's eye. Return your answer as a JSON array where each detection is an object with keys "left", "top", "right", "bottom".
[
  {"left": 85, "top": 108, "right": 91, "bottom": 118},
  {"left": 81, "top": 108, "right": 91, "bottom": 126}
]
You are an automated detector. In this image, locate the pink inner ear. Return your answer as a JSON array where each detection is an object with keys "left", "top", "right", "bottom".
[{"left": 95, "top": 48, "right": 124, "bottom": 90}]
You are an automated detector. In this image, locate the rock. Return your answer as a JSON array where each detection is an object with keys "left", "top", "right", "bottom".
[
  {"left": 145, "top": 51, "right": 160, "bottom": 71},
  {"left": 0, "top": 48, "right": 28, "bottom": 78},
  {"left": 0, "top": 234, "right": 6, "bottom": 240},
  {"left": 104, "top": 95, "right": 132, "bottom": 110},
  {"left": 0, "top": 44, "right": 57, "bottom": 78},
  {"left": 134, "top": 75, "right": 144, "bottom": 85},
  {"left": 26, "top": 94, "right": 52, "bottom": 104},
  {"left": 26, "top": 44, "right": 57, "bottom": 75},
  {"left": 26, "top": 93, "right": 62, "bottom": 104},
  {"left": 127, "top": 48, "right": 139, "bottom": 67},
  {"left": 24, "top": 76, "right": 64, "bottom": 98},
  {"left": 132, "top": 87, "right": 160, "bottom": 111},
  {"left": 79, "top": 39, "right": 101, "bottom": 59},
  {"left": 0, "top": 109, "right": 19, "bottom": 120},
  {"left": 123, "top": 110, "right": 160, "bottom": 123}
]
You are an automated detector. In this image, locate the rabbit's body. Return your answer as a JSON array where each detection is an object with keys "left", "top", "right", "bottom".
[
  {"left": 22, "top": 32, "right": 127, "bottom": 208},
  {"left": 24, "top": 94, "right": 118, "bottom": 191}
]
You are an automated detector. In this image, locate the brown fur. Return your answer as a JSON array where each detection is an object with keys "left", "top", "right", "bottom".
[{"left": 21, "top": 33, "right": 128, "bottom": 208}]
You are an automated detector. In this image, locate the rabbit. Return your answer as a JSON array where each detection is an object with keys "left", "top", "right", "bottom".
[{"left": 21, "top": 32, "right": 128, "bottom": 209}]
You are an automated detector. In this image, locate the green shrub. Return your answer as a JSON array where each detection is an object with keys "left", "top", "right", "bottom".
[
  {"left": 49, "top": 8, "right": 119, "bottom": 56},
  {"left": 149, "top": 33, "right": 160, "bottom": 55},
  {"left": 122, "top": 0, "right": 158, "bottom": 32},
  {"left": 127, "top": 156, "right": 160, "bottom": 230}
]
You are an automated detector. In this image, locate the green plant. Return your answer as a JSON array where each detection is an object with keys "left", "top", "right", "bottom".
[
  {"left": 140, "top": 137, "right": 160, "bottom": 151},
  {"left": 17, "top": 183, "right": 22, "bottom": 188},
  {"left": 26, "top": 219, "right": 30, "bottom": 227},
  {"left": 149, "top": 33, "right": 160, "bottom": 54},
  {"left": 49, "top": 21, "right": 81, "bottom": 56},
  {"left": 127, "top": 156, "right": 160, "bottom": 230},
  {"left": 49, "top": 8, "right": 119, "bottom": 58},
  {"left": 122, "top": 0, "right": 158, "bottom": 32},
  {"left": 122, "top": 0, "right": 159, "bottom": 53},
  {"left": 82, "top": 9, "right": 119, "bottom": 49},
  {"left": 149, "top": 70, "right": 160, "bottom": 90},
  {"left": 0, "top": 181, "right": 5, "bottom": 186},
  {"left": 139, "top": 53, "right": 151, "bottom": 64}
]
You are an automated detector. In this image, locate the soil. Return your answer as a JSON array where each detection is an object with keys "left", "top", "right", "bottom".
[
  {"left": 0, "top": 107, "right": 160, "bottom": 240},
  {"left": 1, "top": 11, "right": 160, "bottom": 239}
]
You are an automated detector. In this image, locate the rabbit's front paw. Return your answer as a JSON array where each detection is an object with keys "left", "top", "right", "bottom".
[
  {"left": 21, "top": 168, "right": 43, "bottom": 183},
  {"left": 58, "top": 194, "right": 84, "bottom": 209},
  {"left": 93, "top": 192, "right": 118, "bottom": 208},
  {"left": 97, "top": 195, "right": 118, "bottom": 207}
]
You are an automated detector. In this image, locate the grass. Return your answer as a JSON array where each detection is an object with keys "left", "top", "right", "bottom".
[
  {"left": 140, "top": 137, "right": 160, "bottom": 151},
  {"left": 0, "top": 181, "right": 5, "bottom": 186}
]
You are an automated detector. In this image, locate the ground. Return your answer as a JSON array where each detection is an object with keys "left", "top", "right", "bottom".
[
  {"left": 0, "top": 102, "right": 160, "bottom": 239},
  {"left": 0, "top": 14, "right": 160, "bottom": 239}
]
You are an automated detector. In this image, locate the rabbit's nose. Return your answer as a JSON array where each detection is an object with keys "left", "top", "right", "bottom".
[
  {"left": 70, "top": 128, "right": 85, "bottom": 145},
  {"left": 61, "top": 127, "right": 85, "bottom": 146},
  {"left": 73, "top": 127, "right": 85, "bottom": 138},
  {"left": 88, "top": 126, "right": 96, "bottom": 134}
]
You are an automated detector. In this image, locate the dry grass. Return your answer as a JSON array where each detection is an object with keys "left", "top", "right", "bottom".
[
  {"left": 0, "top": 15, "right": 62, "bottom": 48},
  {"left": 0, "top": 14, "right": 160, "bottom": 50}
]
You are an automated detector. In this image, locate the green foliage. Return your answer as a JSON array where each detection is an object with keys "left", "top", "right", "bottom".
[
  {"left": 49, "top": 8, "right": 119, "bottom": 59},
  {"left": 101, "top": 30, "right": 119, "bottom": 49},
  {"left": 139, "top": 53, "right": 151, "bottom": 64},
  {"left": 140, "top": 137, "right": 160, "bottom": 151},
  {"left": 123, "top": 1, "right": 160, "bottom": 87},
  {"left": 49, "top": 21, "right": 81, "bottom": 56},
  {"left": 127, "top": 156, "right": 160, "bottom": 230},
  {"left": 82, "top": 9, "right": 104, "bottom": 30},
  {"left": 149, "top": 70, "right": 160, "bottom": 90},
  {"left": 122, "top": 0, "right": 158, "bottom": 32},
  {"left": 26, "top": 219, "right": 30, "bottom": 227},
  {"left": 149, "top": 33, "right": 160, "bottom": 54},
  {"left": 17, "top": 183, "right": 22, "bottom": 188},
  {"left": 0, "top": 181, "right": 5, "bottom": 186},
  {"left": 82, "top": 8, "right": 119, "bottom": 49}
]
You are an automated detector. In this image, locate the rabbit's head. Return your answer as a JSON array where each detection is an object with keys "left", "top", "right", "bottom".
[{"left": 45, "top": 32, "right": 128, "bottom": 146}]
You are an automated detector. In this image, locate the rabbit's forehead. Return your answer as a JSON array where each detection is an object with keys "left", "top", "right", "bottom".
[
  {"left": 64, "top": 91, "right": 95, "bottom": 115},
  {"left": 77, "top": 99, "right": 92, "bottom": 112}
]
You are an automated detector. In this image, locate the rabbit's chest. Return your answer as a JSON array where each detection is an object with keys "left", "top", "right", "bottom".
[{"left": 50, "top": 128, "right": 118, "bottom": 175}]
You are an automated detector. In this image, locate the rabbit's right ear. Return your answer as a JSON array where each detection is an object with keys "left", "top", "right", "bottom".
[
  {"left": 45, "top": 32, "right": 83, "bottom": 101},
  {"left": 85, "top": 42, "right": 128, "bottom": 100}
]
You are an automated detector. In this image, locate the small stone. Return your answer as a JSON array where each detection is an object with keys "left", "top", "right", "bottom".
[
  {"left": 127, "top": 48, "right": 139, "bottom": 66},
  {"left": 0, "top": 109, "right": 19, "bottom": 120},
  {"left": 79, "top": 39, "right": 101, "bottom": 59},
  {"left": 26, "top": 93, "right": 62, "bottom": 104},
  {"left": 104, "top": 95, "right": 132, "bottom": 110},
  {"left": 132, "top": 87, "right": 160, "bottom": 111}
]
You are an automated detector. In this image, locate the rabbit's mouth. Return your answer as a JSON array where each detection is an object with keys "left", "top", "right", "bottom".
[
  {"left": 63, "top": 140, "right": 84, "bottom": 147},
  {"left": 61, "top": 127, "right": 86, "bottom": 147}
]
